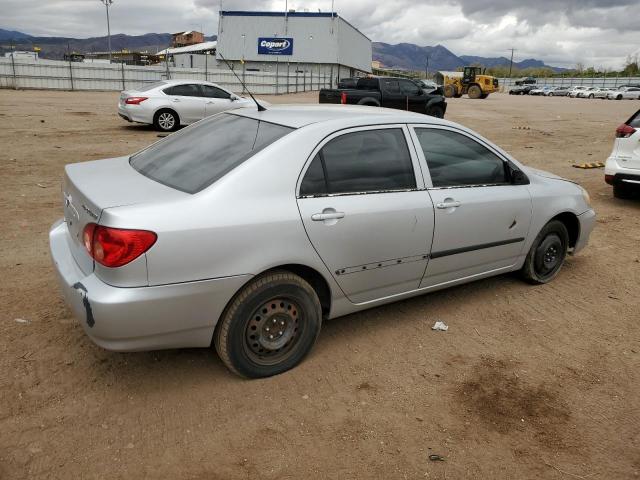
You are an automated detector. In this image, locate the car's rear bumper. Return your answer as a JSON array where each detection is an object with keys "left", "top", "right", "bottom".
[
  {"left": 575, "top": 209, "right": 596, "bottom": 254},
  {"left": 605, "top": 156, "right": 640, "bottom": 185},
  {"left": 49, "top": 219, "right": 251, "bottom": 352},
  {"left": 117, "top": 105, "right": 152, "bottom": 125}
]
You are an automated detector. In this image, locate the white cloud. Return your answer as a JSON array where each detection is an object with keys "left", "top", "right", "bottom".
[{"left": 1, "top": 0, "right": 638, "bottom": 68}]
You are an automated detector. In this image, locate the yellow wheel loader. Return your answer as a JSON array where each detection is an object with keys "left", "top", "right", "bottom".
[{"left": 439, "top": 66, "right": 499, "bottom": 99}]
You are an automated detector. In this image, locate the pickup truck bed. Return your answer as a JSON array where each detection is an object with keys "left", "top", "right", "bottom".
[{"left": 319, "top": 76, "right": 447, "bottom": 118}]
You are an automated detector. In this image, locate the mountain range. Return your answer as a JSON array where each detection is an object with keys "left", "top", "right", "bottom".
[
  {"left": 0, "top": 28, "right": 563, "bottom": 72},
  {"left": 372, "top": 42, "right": 565, "bottom": 73}
]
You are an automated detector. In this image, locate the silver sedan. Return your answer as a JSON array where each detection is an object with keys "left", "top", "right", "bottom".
[
  {"left": 118, "top": 79, "right": 254, "bottom": 131},
  {"left": 50, "top": 105, "right": 596, "bottom": 378}
]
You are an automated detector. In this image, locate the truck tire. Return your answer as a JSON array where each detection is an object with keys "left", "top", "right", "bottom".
[
  {"left": 613, "top": 183, "right": 634, "bottom": 199},
  {"left": 444, "top": 85, "right": 457, "bottom": 98},
  {"left": 480, "top": 93, "right": 489, "bottom": 99},
  {"left": 468, "top": 85, "right": 482, "bottom": 99},
  {"left": 357, "top": 98, "right": 380, "bottom": 107},
  {"left": 425, "top": 104, "right": 444, "bottom": 118}
]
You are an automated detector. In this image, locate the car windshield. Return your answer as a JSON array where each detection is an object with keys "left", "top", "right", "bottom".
[{"left": 130, "top": 114, "right": 294, "bottom": 194}]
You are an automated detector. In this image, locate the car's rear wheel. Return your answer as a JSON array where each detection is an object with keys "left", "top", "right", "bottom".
[
  {"left": 153, "top": 109, "right": 179, "bottom": 132},
  {"left": 548, "top": 92, "right": 554, "bottom": 97},
  {"left": 521, "top": 220, "right": 569, "bottom": 284},
  {"left": 613, "top": 183, "right": 634, "bottom": 199},
  {"left": 426, "top": 104, "right": 444, "bottom": 118},
  {"left": 617, "top": 95, "right": 622, "bottom": 100},
  {"left": 214, "top": 271, "right": 322, "bottom": 378},
  {"left": 589, "top": 94, "right": 595, "bottom": 99}
]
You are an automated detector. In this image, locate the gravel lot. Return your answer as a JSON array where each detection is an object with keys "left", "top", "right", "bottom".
[{"left": 1, "top": 89, "right": 639, "bottom": 479}]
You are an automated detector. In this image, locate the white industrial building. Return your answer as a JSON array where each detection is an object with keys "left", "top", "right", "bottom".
[{"left": 215, "top": 10, "right": 372, "bottom": 87}]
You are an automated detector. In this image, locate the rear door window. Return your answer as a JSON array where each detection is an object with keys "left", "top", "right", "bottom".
[
  {"left": 627, "top": 109, "right": 640, "bottom": 128},
  {"left": 299, "top": 128, "right": 416, "bottom": 196},
  {"left": 130, "top": 114, "right": 294, "bottom": 194},
  {"left": 163, "top": 84, "right": 201, "bottom": 97}
]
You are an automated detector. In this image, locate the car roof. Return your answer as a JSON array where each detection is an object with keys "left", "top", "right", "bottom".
[
  {"left": 156, "top": 79, "right": 220, "bottom": 86},
  {"left": 229, "top": 104, "right": 455, "bottom": 129}
]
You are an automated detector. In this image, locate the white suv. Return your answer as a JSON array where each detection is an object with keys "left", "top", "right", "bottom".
[{"left": 605, "top": 108, "right": 640, "bottom": 198}]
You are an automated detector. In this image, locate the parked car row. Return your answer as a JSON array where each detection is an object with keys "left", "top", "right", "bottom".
[{"left": 509, "top": 84, "right": 640, "bottom": 100}]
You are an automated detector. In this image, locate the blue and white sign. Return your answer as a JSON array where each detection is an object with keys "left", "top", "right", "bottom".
[{"left": 258, "top": 37, "right": 293, "bottom": 56}]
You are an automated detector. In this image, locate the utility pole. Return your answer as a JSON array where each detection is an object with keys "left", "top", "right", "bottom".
[
  {"left": 100, "top": 0, "right": 114, "bottom": 63},
  {"left": 425, "top": 54, "right": 430, "bottom": 78},
  {"left": 508, "top": 48, "right": 516, "bottom": 78}
]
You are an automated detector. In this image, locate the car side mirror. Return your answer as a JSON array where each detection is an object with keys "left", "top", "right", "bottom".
[{"left": 230, "top": 95, "right": 238, "bottom": 101}]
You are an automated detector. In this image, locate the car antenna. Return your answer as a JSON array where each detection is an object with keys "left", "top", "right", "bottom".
[{"left": 217, "top": 51, "right": 266, "bottom": 111}]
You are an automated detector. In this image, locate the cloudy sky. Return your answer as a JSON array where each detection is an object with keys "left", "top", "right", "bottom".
[{"left": 2, "top": 0, "right": 639, "bottom": 68}]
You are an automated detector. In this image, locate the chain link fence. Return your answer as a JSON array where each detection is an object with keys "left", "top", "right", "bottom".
[
  {"left": 498, "top": 75, "right": 640, "bottom": 91},
  {"left": 0, "top": 58, "right": 332, "bottom": 94}
]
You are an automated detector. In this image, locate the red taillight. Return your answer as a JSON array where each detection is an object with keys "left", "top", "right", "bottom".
[
  {"left": 83, "top": 223, "right": 157, "bottom": 268},
  {"left": 616, "top": 123, "right": 636, "bottom": 138},
  {"left": 605, "top": 174, "right": 614, "bottom": 185},
  {"left": 340, "top": 92, "right": 347, "bottom": 105},
  {"left": 125, "top": 96, "right": 148, "bottom": 105}
]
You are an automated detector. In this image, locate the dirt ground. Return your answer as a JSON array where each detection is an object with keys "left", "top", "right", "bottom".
[{"left": 1, "top": 89, "right": 639, "bottom": 479}]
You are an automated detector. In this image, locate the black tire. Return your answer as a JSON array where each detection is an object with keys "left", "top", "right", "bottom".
[
  {"left": 520, "top": 220, "right": 569, "bottom": 284},
  {"left": 617, "top": 95, "right": 622, "bottom": 100},
  {"left": 444, "top": 85, "right": 457, "bottom": 98},
  {"left": 153, "top": 109, "right": 179, "bottom": 132},
  {"left": 468, "top": 84, "right": 482, "bottom": 99},
  {"left": 214, "top": 271, "right": 322, "bottom": 378},
  {"left": 426, "top": 104, "right": 445, "bottom": 118},
  {"left": 589, "top": 94, "right": 594, "bottom": 99},
  {"left": 480, "top": 93, "right": 489, "bottom": 99},
  {"left": 613, "top": 183, "right": 634, "bottom": 199}
]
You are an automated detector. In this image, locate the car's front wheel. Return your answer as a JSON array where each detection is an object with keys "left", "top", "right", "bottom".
[
  {"left": 521, "top": 220, "right": 569, "bottom": 284},
  {"left": 426, "top": 104, "right": 445, "bottom": 118},
  {"left": 214, "top": 271, "right": 322, "bottom": 378},
  {"left": 153, "top": 109, "right": 179, "bottom": 132}
]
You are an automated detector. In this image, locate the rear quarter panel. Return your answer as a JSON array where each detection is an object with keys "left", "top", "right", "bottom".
[{"left": 102, "top": 125, "right": 345, "bottom": 299}]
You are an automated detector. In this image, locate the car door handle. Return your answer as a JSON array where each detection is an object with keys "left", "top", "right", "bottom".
[
  {"left": 436, "top": 200, "right": 462, "bottom": 209},
  {"left": 206, "top": 101, "right": 215, "bottom": 104},
  {"left": 311, "top": 212, "right": 345, "bottom": 221},
  {"left": 172, "top": 98, "right": 180, "bottom": 102}
]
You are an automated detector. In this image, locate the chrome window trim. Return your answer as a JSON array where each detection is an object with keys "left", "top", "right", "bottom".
[
  {"left": 408, "top": 124, "right": 516, "bottom": 190},
  {"left": 296, "top": 124, "right": 425, "bottom": 199}
]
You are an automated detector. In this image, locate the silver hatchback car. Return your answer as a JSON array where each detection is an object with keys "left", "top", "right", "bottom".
[{"left": 50, "top": 105, "right": 596, "bottom": 378}]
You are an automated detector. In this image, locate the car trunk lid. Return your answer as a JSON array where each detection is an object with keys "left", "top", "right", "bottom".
[{"left": 62, "top": 156, "right": 187, "bottom": 275}]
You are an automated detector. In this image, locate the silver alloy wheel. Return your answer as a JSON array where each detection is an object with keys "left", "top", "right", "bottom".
[{"left": 158, "top": 112, "right": 175, "bottom": 130}]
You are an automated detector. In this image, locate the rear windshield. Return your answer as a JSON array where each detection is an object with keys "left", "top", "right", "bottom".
[
  {"left": 628, "top": 109, "right": 640, "bottom": 128},
  {"left": 130, "top": 114, "right": 294, "bottom": 193},
  {"left": 135, "top": 81, "right": 167, "bottom": 92}
]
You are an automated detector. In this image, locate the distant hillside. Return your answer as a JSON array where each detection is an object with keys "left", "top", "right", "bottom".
[
  {"left": 373, "top": 42, "right": 566, "bottom": 73},
  {"left": 1, "top": 28, "right": 563, "bottom": 71},
  {"left": 0, "top": 30, "right": 216, "bottom": 59}
]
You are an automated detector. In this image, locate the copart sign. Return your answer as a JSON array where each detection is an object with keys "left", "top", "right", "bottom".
[{"left": 258, "top": 38, "right": 293, "bottom": 55}]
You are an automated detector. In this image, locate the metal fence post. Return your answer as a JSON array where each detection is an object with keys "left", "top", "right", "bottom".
[
  {"left": 121, "top": 61, "right": 126, "bottom": 90},
  {"left": 205, "top": 53, "right": 208, "bottom": 81},
  {"left": 68, "top": 57, "right": 74, "bottom": 91},
  {"left": 286, "top": 62, "right": 290, "bottom": 94},
  {"left": 10, "top": 47, "right": 17, "bottom": 90}
]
